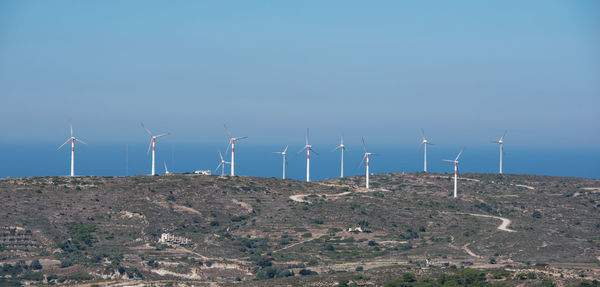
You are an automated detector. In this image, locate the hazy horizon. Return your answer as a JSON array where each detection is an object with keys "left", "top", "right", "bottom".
[
  {"left": 1, "top": 142, "right": 598, "bottom": 180},
  {"left": 1, "top": 1, "right": 599, "bottom": 173}
]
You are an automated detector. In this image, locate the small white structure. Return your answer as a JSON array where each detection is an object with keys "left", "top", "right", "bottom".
[
  {"left": 159, "top": 233, "right": 191, "bottom": 245},
  {"left": 348, "top": 227, "right": 363, "bottom": 233},
  {"left": 194, "top": 170, "right": 211, "bottom": 175}
]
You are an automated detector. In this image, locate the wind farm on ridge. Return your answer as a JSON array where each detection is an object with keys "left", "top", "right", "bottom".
[{"left": 54, "top": 121, "right": 514, "bottom": 198}]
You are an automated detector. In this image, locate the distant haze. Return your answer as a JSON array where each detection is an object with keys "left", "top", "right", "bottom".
[{"left": 0, "top": 1, "right": 598, "bottom": 151}]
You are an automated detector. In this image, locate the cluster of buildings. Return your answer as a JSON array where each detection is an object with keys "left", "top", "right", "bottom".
[{"left": 159, "top": 233, "right": 191, "bottom": 246}]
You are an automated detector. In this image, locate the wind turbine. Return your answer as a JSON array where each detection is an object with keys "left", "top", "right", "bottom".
[
  {"left": 298, "top": 128, "right": 317, "bottom": 182},
  {"left": 490, "top": 130, "right": 507, "bottom": 174},
  {"left": 333, "top": 134, "right": 349, "bottom": 178},
  {"left": 141, "top": 123, "right": 169, "bottom": 176},
  {"left": 215, "top": 150, "right": 230, "bottom": 176},
  {"left": 163, "top": 161, "right": 171, "bottom": 175},
  {"left": 359, "top": 137, "right": 376, "bottom": 189},
  {"left": 224, "top": 124, "right": 247, "bottom": 176},
  {"left": 420, "top": 129, "right": 434, "bottom": 173},
  {"left": 442, "top": 149, "right": 463, "bottom": 198},
  {"left": 57, "top": 121, "right": 87, "bottom": 177},
  {"left": 272, "top": 145, "right": 288, "bottom": 179}
]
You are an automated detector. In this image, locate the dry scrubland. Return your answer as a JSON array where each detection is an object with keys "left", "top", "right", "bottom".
[{"left": 0, "top": 172, "right": 599, "bottom": 286}]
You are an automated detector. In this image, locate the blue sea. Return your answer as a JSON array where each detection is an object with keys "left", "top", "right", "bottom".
[{"left": 0, "top": 143, "right": 598, "bottom": 180}]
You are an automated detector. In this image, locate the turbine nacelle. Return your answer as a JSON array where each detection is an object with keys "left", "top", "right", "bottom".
[
  {"left": 141, "top": 123, "right": 169, "bottom": 155},
  {"left": 359, "top": 137, "right": 376, "bottom": 167},
  {"left": 420, "top": 129, "right": 434, "bottom": 146},
  {"left": 215, "top": 150, "right": 231, "bottom": 175},
  {"left": 490, "top": 130, "right": 507, "bottom": 145}
]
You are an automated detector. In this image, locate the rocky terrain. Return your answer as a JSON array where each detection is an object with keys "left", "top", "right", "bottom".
[{"left": 0, "top": 172, "right": 599, "bottom": 286}]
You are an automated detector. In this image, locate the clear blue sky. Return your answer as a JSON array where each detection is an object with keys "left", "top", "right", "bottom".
[{"left": 1, "top": 1, "right": 598, "bottom": 149}]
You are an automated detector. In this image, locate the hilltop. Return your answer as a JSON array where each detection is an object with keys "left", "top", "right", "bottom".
[{"left": 0, "top": 173, "right": 599, "bottom": 286}]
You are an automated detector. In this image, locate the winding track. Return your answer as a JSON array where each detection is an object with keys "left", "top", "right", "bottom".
[{"left": 466, "top": 213, "right": 516, "bottom": 232}]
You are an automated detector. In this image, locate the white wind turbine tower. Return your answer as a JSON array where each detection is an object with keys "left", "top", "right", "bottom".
[
  {"left": 215, "top": 150, "right": 230, "bottom": 176},
  {"left": 333, "top": 134, "right": 349, "bottom": 178},
  {"left": 57, "top": 122, "right": 87, "bottom": 177},
  {"left": 490, "top": 130, "right": 507, "bottom": 174},
  {"left": 442, "top": 149, "right": 463, "bottom": 198},
  {"left": 359, "top": 137, "right": 376, "bottom": 189},
  {"left": 298, "top": 128, "right": 318, "bottom": 182},
  {"left": 141, "top": 123, "right": 169, "bottom": 176},
  {"left": 420, "top": 129, "right": 434, "bottom": 172},
  {"left": 272, "top": 145, "right": 288, "bottom": 179},
  {"left": 224, "top": 124, "right": 247, "bottom": 176}
]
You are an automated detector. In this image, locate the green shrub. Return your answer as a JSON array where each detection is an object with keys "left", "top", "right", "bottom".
[
  {"left": 29, "top": 260, "right": 42, "bottom": 270},
  {"left": 299, "top": 269, "right": 317, "bottom": 276},
  {"left": 20, "top": 271, "right": 44, "bottom": 281},
  {"left": 231, "top": 215, "right": 249, "bottom": 222}
]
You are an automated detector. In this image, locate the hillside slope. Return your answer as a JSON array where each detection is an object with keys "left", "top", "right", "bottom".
[{"left": 0, "top": 173, "right": 599, "bottom": 285}]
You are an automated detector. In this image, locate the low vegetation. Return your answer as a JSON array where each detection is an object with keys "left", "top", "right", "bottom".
[{"left": 0, "top": 173, "right": 598, "bottom": 285}]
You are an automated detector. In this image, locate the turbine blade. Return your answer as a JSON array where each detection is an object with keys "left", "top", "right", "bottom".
[
  {"left": 215, "top": 162, "right": 223, "bottom": 172},
  {"left": 455, "top": 149, "right": 463, "bottom": 161},
  {"left": 362, "top": 137, "right": 367, "bottom": 152},
  {"left": 501, "top": 130, "right": 507, "bottom": 141},
  {"left": 359, "top": 154, "right": 366, "bottom": 168},
  {"left": 306, "top": 128, "right": 310, "bottom": 145},
  {"left": 311, "top": 149, "right": 318, "bottom": 155},
  {"left": 164, "top": 161, "right": 168, "bottom": 171},
  {"left": 341, "top": 133, "right": 344, "bottom": 145},
  {"left": 236, "top": 136, "right": 248, "bottom": 141},
  {"left": 224, "top": 140, "right": 232, "bottom": 156},
  {"left": 283, "top": 145, "right": 288, "bottom": 153},
  {"left": 147, "top": 139, "right": 153, "bottom": 155},
  {"left": 219, "top": 150, "right": 224, "bottom": 161},
  {"left": 75, "top": 138, "right": 88, "bottom": 145},
  {"left": 297, "top": 146, "right": 306, "bottom": 155},
  {"left": 224, "top": 124, "right": 232, "bottom": 139},
  {"left": 155, "top": 133, "right": 169, "bottom": 138},
  {"left": 441, "top": 159, "right": 454, "bottom": 163},
  {"left": 421, "top": 128, "right": 425, "bottom": 140},
  {"left": 141, "top": 122, "right": 152, "bottom": 136},
  {"left": 333, "top": 146, "right": 340, "bottom": 152},
  {"left": 70, "top": 121, "right": 73, "bottom": 137},
  {"left": 57, "top": 138, "right": 71, "bottom": 150}
]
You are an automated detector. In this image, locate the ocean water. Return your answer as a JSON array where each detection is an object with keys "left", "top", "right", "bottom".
[{"left": 0, "top": 143, "right": 598, "bottom": 180}]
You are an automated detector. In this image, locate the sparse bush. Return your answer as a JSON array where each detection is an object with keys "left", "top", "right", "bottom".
[
  {"left": 29, "top": 260, "right": 42, "bottom": 270},
  {"left": 231, "top": 215, "right": 249, "bottom": 222},
  {"left": 299, "top": 269, "right": 317, "bottom": 275},
  {"left": 147, "top": 259, "right": 159, "bottom": 267},
  {"left": 311, "top": 218, "right": 324, "bottom": 224}
]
